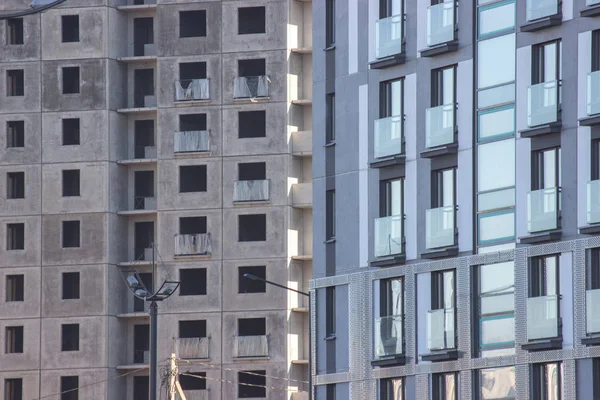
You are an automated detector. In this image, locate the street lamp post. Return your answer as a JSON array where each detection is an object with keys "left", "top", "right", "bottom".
[
  {"left": 243, "top": 273, "right": 312, "bottom": 400},
  {"left": 0, "top": 0, "right": 69, "bottom": 20},
  {"left": 121, "top": 246, "right": 180, "bottom": 400}
]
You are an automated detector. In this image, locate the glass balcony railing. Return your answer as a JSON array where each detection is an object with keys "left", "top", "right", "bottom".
[
  {"left": 587, "top": 180, "right": 600, "bottom": 224},
  {"left": 587, "top": 71, "right": 600, "bottom": 116},
  {"left": 376, "top": 14, "right": 403, "bottom": 59},
  {"left": 527, "top": 187, "right": 559, "bottom": 233},
  {"left": 425, "top": 104, "right": 454, "bottom": 148},
  {"left": 527, "top": 80, "right": 559, "bottom": 127},
  {"left": 374, "top": 315, "right": 403, "bottom": 358},
  {"left": 526, "top": 0, "right": 559, "bottom": 21},
  {"left": 426, "top": 205, "right": 455, "bottom": 249},
  {"left": 374, "top": 115, "right": 403, "bottom": 159},
  {"left": 374, "top": 215, "right": 403, "bottom": 257},
  {"left": 427, "top": 1, "right": 455, "bottom": 47},
  {"left": 527, "top": 295, "right": 559, "bottom": 341},
  {"left": 587, "top": 289, "right": 600, "bottom": 334},
  {"left": 427, "top": 308, "right": 455, "bottom": 351}
]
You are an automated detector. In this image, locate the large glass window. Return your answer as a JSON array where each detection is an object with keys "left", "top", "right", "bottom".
[
  {"left": 381, "top": 179, "right": 403, "bottom": 217},
  {"left": 478, "top": 0, "right": 515, "bottom": 37},
  {"left": 531, "top": 362, "right": 562, "bottom": 400},
  {"left": 533, "top": 40, "right": 561, "bottom": 84},
  {"left": 530, "top": 255, "right": 559, "bottom": 297},
  {"left": 478, "top": 139, "right": 515, "bottom": 192},
  {"left": 478, "top": 34, "right": 516, "bottom": 89},
  {"left": 380, "top": 79, "right": 403, "bottom": 118},
  {"left": 432, "top": 66, "right": 455, "bottom": 107},
  {"left": 532, "top": 147, "right": 561, "bottom": 190},
  {"left": 479, "top": 367, "right": 516, "bottom": 399},
  {"left": 432, "top": 372, "right": 457, "bottom": 400},
  {"left": 478, "top": 210, "right": 515, "bottom": 244},
  {"left": 432, "top": 270, "right": 455, "bottom": 310},
  {"left": 375, "top": 278, "right": 404, "bottom": 358},
  {"left": 475, "top": 262, "right": 515, "bottom": 357},
  {"left": 478, "top": 106, "right": 515, "bottom": 140},
  {"left": 432, "top": 168, "right": 455, "bottom": 208},
  {"left": 380, "top": 377, "right": 404, "bottom": 400}
]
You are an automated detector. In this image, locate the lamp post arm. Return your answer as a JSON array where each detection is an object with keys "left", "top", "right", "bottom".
[{"left": 0, "top": 0, "right": 68, "bottom": 20}]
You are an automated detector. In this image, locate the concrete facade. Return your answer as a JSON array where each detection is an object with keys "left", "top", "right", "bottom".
[
  {"left": 312, "top": 0, "right": 600, "bottom": 398},
  {"left": 0, "top": 0, "right": 312, "bottom": 399}
]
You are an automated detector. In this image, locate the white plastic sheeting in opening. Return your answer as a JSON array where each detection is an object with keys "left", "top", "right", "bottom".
[
  {"left": 175, "top": 79, "right": 210, "bottom": 101},
  {"left": 175, "top": 337, "right": 209, "bottom": 360},
  {"left": 233, "top": 76, "right": 270, "bottom": 99},
  {"left": 174, "top": 131, "right": 210, "bottom": 153},
  {"left": 233, "top": 180, "right": 270, "bottom": 202},
  {"left": 174, "top": 233, "right": 211, "bottom": 256},
  {"left": 233, "top": 335, "right": 269, "bottom": 358}
]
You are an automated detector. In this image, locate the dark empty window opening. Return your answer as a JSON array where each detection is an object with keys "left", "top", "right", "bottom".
[
  {"left": 134, "top": 120, "right": 154, "bottom": 158},
  {"left": 62, "top": 221, "right": 80, "bottom": 248},
  {"left": 238, "top": 318, "right": 266, "bottom": 336},
  {"left": 179, "top": 373, "right": 206, "bottom": 391},
  {"left": 238, "top": 59, "right": 266, "bottom": 77},
  {"left": 6, "top": 275, "right": 24, "bottom": 302},
  {"left": 326, "top": 0, "right": 335, "bottom": 46},
  {"left": 179, "top": 217, "right": 207, "bottom": 235},
  {"left": 179, "top": 10, "right": 206, "bottom": 38},
  {"left": 134, "top": 69, "right": 154, "bottom": 108},
  {"left": 326, "top": 190, "right": 336, "bottom": 239},
  {"left": 62, "top": 118, "right": 80, "bottom": 145},
  {"left": 179, "top": 320, "right": 207, "bottom": 339},
  {"left": 61, "top": 15, "right": 79, "bottom": 43},
  {"left": 238, "top": 371, "right": 266, "bottom": 399},
  {"left": 7, "top": 172, "right": 24, "bottom": 199},
  {"left": 7, "top": 223, "right": 24, "bottom": 250},
  {"left": 326, "top": 93, "right": 335, "bottom": 143},
  {"left": 61, "top": 324, "right": 79, "bottom": 352},
  {"left": 62, "top": 67, "right": 80, "bottom": 94},
  {"left": 179, "top": 62, "right": 207, "bottom": 81},
  {"left": 7, "top": 70, "right": 24, "bottom": 97},
  {"left": 133, "top": 17, "right": 154, "bottom": 57},
  {"left": 179, "top": 114, "right": 207, "bottom": 132},
  {"left": 60, "top": 376, "right": 78, "bottom": 400},
  {"left": 7, "top": 121, "right": 24, "bottom": 148},
  {"left": 238, "top": 7, "right": 266, "bottom": 35},
  {"left": 238, "top": 214, "right": 266, "bottom": 242},
  {"left": 239, "top": 266, "right": 266, "bottom": 294},
  {"left": 179, "top": 165, "right": 207, "bottom": 193},
  {"left": 62, "top": 272, "right": 80, "bottom": 300},
  {"left": 5, "top": 326, "right": 23, "bottom": 354},
  {"left": 7, "top": 19, "right": 24, "bottom": 45},
  {"left": 238, "top": 162, "right": 266, "bottom": 181},
  {"left": 326, "top": 286, "right": 336, "bottom": 337},
  {"left": 62, "top": 170, "right": 80, "bottom": 197},
  {"left": 179, "top": 269, "right": 207, "bottom": 296},
  {"left": 4, "top": 378, "right": 22, "bottom": 400},
  {"left": 238, "top": 111, "right": 266, "bottom": 138}
]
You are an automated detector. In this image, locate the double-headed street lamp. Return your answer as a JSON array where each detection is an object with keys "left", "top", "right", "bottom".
[
  {"left": 0, "top": 0, "right": 69, "bottom": 20},
  {"left": 121, "top": 245, "right": 180, "bottom": 400},
  {"left": 243, "top": 273, "right": 312, "bottom": 400}
]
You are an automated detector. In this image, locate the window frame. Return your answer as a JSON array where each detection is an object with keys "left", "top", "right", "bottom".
[
  {"left": 6, "top": 18, "right": 24, "bottom": 46},
  {"left": 7, "top": 172, "right": 25, "bottom": 199},
  {"left": 238, "top": 214, "right": 267, "bottom": 242},
  {"left": 61, "top": 15, "right": 80, "bottom": 43},
  {"left": 325, "top": 286, "right": 336, "bottom": 338},
  {"left": 326, "top": 93, "right": 335, "bottom": 143},
  {"left": 61, "top": 324, "right": 80, "bottom": 352},
  {"left": 5, "top": 325, "right": 24, "bottom": 354},
  {"left": 431, "top": 372, "right": 458, "bottom": 400},
  {"left": 326, "top": 189, "right": 336, "bottom": 239},
  {"left": 431, "top": 167, "right": 456, "bottom": 208},
  {"left": 7, "top": 120, "right": 24, "bottom": 148},
  {"left": 6, "top": 274, "right": 24, "bottom": 302},
  {"left": 62, "top": 66, "right": 80, "bottom": 95},
  {"left": 179, "top": 268, "right": 207, "bottom": 296},
  {"left": 531, "top": 362, "right": 562, "bottom": 400},
  {"left": 532, "top": 40, "right": 561, "bottom": 85},
  {"left": 178, "top": 10, "right": 207, "bottom": 38},
  {"left": 325, "top": 0, "right": 335, "bottom": 47},
  {"left": 531, "top": 147, "right": 561, "bottom": 191},
  {"left": 6, "top": 69, "right": 24, "bottom": 97},
  {"left": 431, "top": 65, "right": 456, "bottom": 108}
]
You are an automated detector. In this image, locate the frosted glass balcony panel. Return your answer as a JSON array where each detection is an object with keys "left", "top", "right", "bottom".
[
  {"left": 374, "top": 215, "right": 403, "bottom": 257},
  {"left": 526, "top": 0, "right": 559, "bottom": 21},
  {"left": 527, "top": 187, "right": 558, "bottom": 233},
  {"left": 527, "top": 295, "right": 559, "bottom": 340},
  {"left": 587, "top": 180, "right": 600, "bottom": 224},
  {"left": 426, "top": 206, "right": 455, "bottom": 249},
  {"left": 426, "top": 104, "right": 454, "bottom": 148},
  {"left": 527, "top": 81, "right": 559, "bottom": 127},
  {"left": 587, "top": 289, "right": 600, "bottom": 334},
  {"left": 374, "top": 315, "right": 403, "bottom": 358},
  {"left": 427, "top": 2, "right": 455, "bottom": 47},
  {"left": 427, "top": 308, "right": 455, "bottom": 351},
  {"left": 587, "top": 71, "right": 600, "bottom": 116},
  {"left": 376, "top": 15, "right": 403, "bottom": 59},
  {"left": 374, "top": 115, "right": 403, "bottom": 159}
]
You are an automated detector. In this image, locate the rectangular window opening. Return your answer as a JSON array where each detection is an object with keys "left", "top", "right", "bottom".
[
  {"left": 7, "top": 121, "right": 24, "bottom": 148},
  {"left": 62, "top": 170, "right": 80, "bottom": 197},
  {"left": 238, "top": 214, "right": 266, "bottom": 242},
  {"left": 6, "top": 70, "right": 24, "bottom": 97},
  {"left": 6, "top": 223, "right": 24, "bottom": 250},
  {"left": 326, "top": 93, "right": 336, "bottom": 143},
  {"left": 238, "top": 162, "right": 266, "bottom": 181},
  {"left": 6, "top": 275, "right": 24, "bottom": 302},
  {"left": 238, "top": 7, "right": 266, "bottom": 35},
  {"left": 4, "top": 378, "right": 23, "bottom": 400},
  {"left": 179, "top": 216, "right": 207, "bottom": 235},
  {"left": 179, "top": 62, "right": 207, "bottom": 81},
  {"left": 62, "top": 118, "right": 80, "bottom": 146},
  {"left": 60, "top": 376, "right": 78, "bottom": 400},
  {"left": 61, "top": 324, "right": 79, "bottom": 352},
  {"left": 62, "top": 67, "right": 80, "bottom": 94},
  {"left": 7, "top": 172, "right": 24, "bottom": 199},
  {"left": 179, "top": 269, "right": 207, "bottom": 296},
  {"left": 326, "top": 286, "right": 336, "bottom": 337},
  {"left": 62, "top": 221, "right": 80, "bottom": 248},
  {"left": 326, "top": 190, "right": 336, "bottom": 239},
  {"left": 179, "top": 114, "right": 206, "bottom": 132},
  {"left": 238, "top": 59, "right": 266, "bottom": 77},
  {"left": 238, "top": 318, "right": 266, "bottom": 336},
  {"left": 238, "top": 111, "right": 266, "bottom": 138},
  {"left": 179, "top": 372, "right": 206, "bottom": 391},
  {"left": 6, "top": 18, "right": 24, "bottom": 45},
  {"left": 179, "top": 10, "right": 206, "bottom": 38},
  {"left": 238, "top": 266, "right": 266, "bottom": 294},
  {"left": 178, "top": 320, "right": 207, "bottom": 339},
  {"left": 62, "top": 272, "right": 80, "bottom": 300},
  {"left": 61, "top": 15, "right": 79, "bottom": 43},
  {"left": 238, "top": 371, "right": 266, "bottom": 399},
  {"left": 5, "top": 326, "right": 23, "bottom": 354},
  {"left": 179, "top": 165, "right": 207, "bottom": 193}
]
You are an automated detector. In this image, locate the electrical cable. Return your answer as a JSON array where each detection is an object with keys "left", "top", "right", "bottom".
[
  {"left": 177, "top": 358, "right": 309, "bottom": 385},
  {"left": 33, "top": 365, "right": 162, "bottom": 400},
  {"left": 178, "top": 372, "right": 298, "bottom": 394},
  {"left": 0, "top": 0, "right": 68, "bottom": 20}
]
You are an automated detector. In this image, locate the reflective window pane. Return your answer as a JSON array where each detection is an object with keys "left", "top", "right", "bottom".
[
  {"left": 478, "top": 188, "right": 515, "bottom": 212},
  {"left": 478, "top": 83, "right": 515, "bottom": 108},
  {"left": 478, "top": 34, "right": 516, "bottom": 89},
  {"left": 481, "top": 316, "right": 514, "bottom": 346},
  {"left": 481, "top": 293, "right": 514, "bottom": 314},
  {"left": 478, "top": 211, "right": 515, "bottom": 244},
  {"left": 480, "top": 367, "right": 516, "bottom": 399},
  {"left": 478, "top": 1, "right": 515, "bottom": 37},
  {"left": 480, "top": 261, "right": 514, "bottom": 293},
  {"left": 478, "top": 139, "right": 515, "bottom": 192},
  {"left": 478, "top": 106, "right": 515, "bottom": 140}
]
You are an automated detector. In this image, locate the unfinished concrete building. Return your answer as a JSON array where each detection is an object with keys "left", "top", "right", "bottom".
[{"left": 0, "top": 0, "right": 312, "bottom": 399}]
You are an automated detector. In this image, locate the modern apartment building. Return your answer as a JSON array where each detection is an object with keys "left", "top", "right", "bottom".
[
  {"left": 312, "top": 0, "right": 600, "bottom": 398},
  {"left": 0, "top": 0, "right": 312, "bottom": 399}
]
